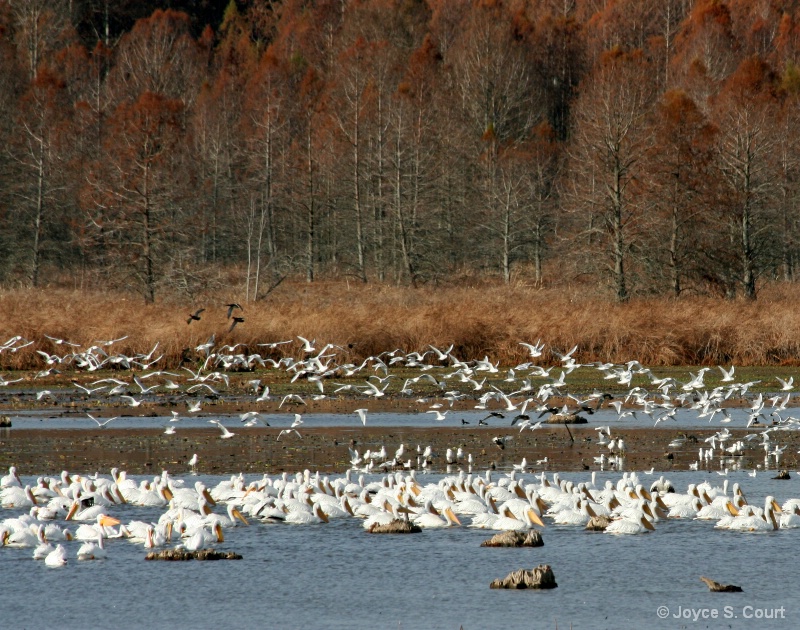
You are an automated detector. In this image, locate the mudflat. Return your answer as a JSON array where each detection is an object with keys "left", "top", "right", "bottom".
[{"left": 2, "top": 424, "right": 796, "bottom": 476}]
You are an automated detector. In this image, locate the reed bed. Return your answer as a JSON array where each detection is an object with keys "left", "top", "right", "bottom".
[{"left": 2, "top": 281, "right": 800, "bottom": 369}]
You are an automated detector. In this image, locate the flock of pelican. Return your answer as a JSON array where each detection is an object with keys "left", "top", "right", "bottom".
[{"left": 1, "top": 461, "right": 798, "bottom": 568}]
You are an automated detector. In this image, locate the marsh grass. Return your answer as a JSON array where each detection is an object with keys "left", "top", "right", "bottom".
[{"left": 3, "top": 281, "right": 800, "bottom": 370}]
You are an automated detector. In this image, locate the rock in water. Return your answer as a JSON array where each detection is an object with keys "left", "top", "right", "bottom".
[
  {"left": 145, "top": 549, "right": 243, "bottom": 561},
  {"left": 700, "top": 576, "right": 743, "bottom": 592},
  {"left": 585, "top": 515, "right": 611, "bottom": 531},
  {"left": 367, "top": 519, "right": 422, "bottom": 534},
  {"left": 490, "top": 565, "right": 557, "bottom": 589},
  {"left": 480, "top": 530, "right": 543, "bottom": 547}
]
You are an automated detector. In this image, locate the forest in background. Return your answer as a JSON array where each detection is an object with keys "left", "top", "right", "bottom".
[{"left": 2, "top": 0, "right": 800, "bottom": 303}]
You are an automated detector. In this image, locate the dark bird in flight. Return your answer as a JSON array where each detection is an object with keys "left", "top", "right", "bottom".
[
  {"left": 228, "top": 316, "right": 245, "bottom": 332},
  {"left": 225, "top": 303, "right": 243, "bottom": 319},
  {"left": 187, "top": 308, "right": 205, "bottom": 324}
]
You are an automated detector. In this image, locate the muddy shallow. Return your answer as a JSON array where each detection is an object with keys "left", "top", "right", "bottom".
[{"left": 3, "top": 424, "right": 798, "bottom": 476}]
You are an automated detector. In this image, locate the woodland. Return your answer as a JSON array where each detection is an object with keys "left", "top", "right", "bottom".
[{"left": 1, "top": 0, "right": 800, "bottom": 304}]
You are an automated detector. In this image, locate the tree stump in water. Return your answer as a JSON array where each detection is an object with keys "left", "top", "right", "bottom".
[
  {"left": 367, "top": 519, "right": 422, "bottom": 534},
  {"left": 490, "top": 565, "right": 557, "bottom": 589},
  {"left": 480, "top": 530, "right": 543, "bottom": 547},
  {"left": 145, "top": 549, "right": 243, "bottom": 561},
  {"left": 700, "top": 577, "right": 743, "bottom": 592},
  {"left": 585, "top": 515, "right": 611, "bottom": 531}
]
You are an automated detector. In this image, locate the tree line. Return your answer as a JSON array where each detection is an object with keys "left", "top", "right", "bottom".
[{"left": 2, "top": 0, "right": 800, "bottom": 302}]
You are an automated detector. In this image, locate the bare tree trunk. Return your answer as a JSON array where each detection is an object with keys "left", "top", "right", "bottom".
[
  {"left": 305, "top": 120, "right": 315, "bottom": 283},
  {"left": 31, "top": 138, "right": 45, "bottom": 287},
  {"left": 142, "top": 162, "right": 155, "bottom": 303},
  {"left": 353, "top": 103, "right": 366, "bottom": 282}
]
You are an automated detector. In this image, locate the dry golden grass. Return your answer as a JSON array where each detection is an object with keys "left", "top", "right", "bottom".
[{"left": 2, "top": 281, "right": 800, "bottom": 369}]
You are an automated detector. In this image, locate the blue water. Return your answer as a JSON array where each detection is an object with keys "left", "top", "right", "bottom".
[{"left": 1, "top": 470, "right": 799, "bottom": 630}]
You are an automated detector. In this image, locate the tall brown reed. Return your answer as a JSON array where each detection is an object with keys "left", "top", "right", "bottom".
[{"left": 2, "top": 282, "right": 800, "bottom": 369}]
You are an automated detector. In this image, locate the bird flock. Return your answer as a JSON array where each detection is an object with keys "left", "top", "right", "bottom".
[
  {"left": 1, "top": 462, "right": 799, "bottom": 570},
  {"left": 0, "top": 328, "right": 798, "bottom": 472}
]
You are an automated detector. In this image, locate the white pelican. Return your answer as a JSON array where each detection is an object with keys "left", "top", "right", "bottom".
[
  {"left": 74, "top": 514, "right": 121, "bottom": 540},
  {"left": 491, "top": 507, "right": 543, "bottom": 531},
  {"left": 717, "top": 496, "right": 781, "bottom": 531},
  {"left": 414, "top": 506, "right": 461, "bottom": 528},
  {"left": 44, "top": 544, "right": 68, "bottom": 567},
  {"left": 667, "top": 498, "right": 703, "bottom": 519},
  {"left": 780, "top": 506, "right": 800, "bottom": 529},
  {"left": 605, "top": 508, "right": 655, "bottom": 534},
  {"left": 184, "top": 523, "right": 224, "bottom": 551},
  {"left": 0, "top": 466, "right": 21, "bottom": 488},
  {"left": 33, "top": 540, "right": 56, "bottom": 560},
  {"left": 285, "top": 503, "right": 329, "bottom": 525},
  {"left": 0, "top": 485, "right": 37, "bottom": 508},
  {"left": 204, "top": 504, "right": 250, "bottom": 528},
  {"left": 5, "top": 524, "right": 45, "bottom": 548},
  {"left": 77, "top": 534, "right": 107, "bottom": 560},
  {"left": 551, "top": 499, "right": 596, "bottom": 526}
]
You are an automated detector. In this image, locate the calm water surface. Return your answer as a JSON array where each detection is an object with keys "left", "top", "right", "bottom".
[
  {"left": 2, "top": 470, "right": 799, "bottom": 630},
  {"left": 3, "top": 406, "right": 781, "bottom": 430}
]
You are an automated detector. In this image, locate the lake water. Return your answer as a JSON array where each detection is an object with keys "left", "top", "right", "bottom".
[
  {"left": 3, "top": 406, "right": 781, "bottom": 430},
  {"left": 1, "top": 470, "right": 798, "bottom": 630}
]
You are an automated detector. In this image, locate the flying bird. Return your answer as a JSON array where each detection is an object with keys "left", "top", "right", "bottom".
[
  {"left": 224, "top": 303, "right": 243, "bottom": 319},
  {"left": 86, "top": 413, "right": 119, "bottom": 428},
  {"left": 209, "top": 419, "right": 235, "bottom": 439},
  {"left": 187, "top": 308, "right": 205, "bottom": 324},
  {"left": 228, "top": 316, "right": 245, "bottom": 332},
  {"left": 355, "top": 408, "right": 368, "bottom": 426}
]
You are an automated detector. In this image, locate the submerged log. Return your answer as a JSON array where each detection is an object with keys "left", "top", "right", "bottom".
[
  {"left": 700, "top": 577, "right": 743, "bottom": 593},
  {"left": 480, "top": 530, "right": 543, "bottom": 547},
  {"left": 490, "top": 564, "right": 557, "bottom": 589},
  {"left": 145, "top": 549, "right": 243, "bottom": 561},
  {"left": 367, "top": 519, "right": 422, "bottom": 534},
  {"left": 585, "top": 515, "right": 611, "bottom": 531},
  {"left": 545, "top": 413, "right": 587, "bottom": 425}
]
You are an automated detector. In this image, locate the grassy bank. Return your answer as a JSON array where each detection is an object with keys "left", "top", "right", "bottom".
[{"left": 1, "top": 281, "right": 800, "bottom": 370}]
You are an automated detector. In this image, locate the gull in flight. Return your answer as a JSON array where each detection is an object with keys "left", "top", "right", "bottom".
[
  {"left": 277, "top": 428, "right": 302, "bottom": 440},
  {"left": 355, "top": 408, "right": 368, "bottom": 426},
  {"left": 86, "top": 413, "right": 119, "bottom": 428},
  {"left": 519, "top": 340, "right": 545, "bottom": 358},
  {"left": 209, "top": 419, "right": 235, "bottom": 439},
  {"left": 119, "top": 395, "right": 143, "bottom": 407},
  {"left": 426, "top": 409, "right": 448, "bottom": 421}
]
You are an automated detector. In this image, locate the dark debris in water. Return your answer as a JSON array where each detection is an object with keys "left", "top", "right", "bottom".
[
  {"left": 145, "top": 548, "right": 243, "bottom": 561},
  {"left": 700, "top": 576, "right": 743, "bottom": 593}
]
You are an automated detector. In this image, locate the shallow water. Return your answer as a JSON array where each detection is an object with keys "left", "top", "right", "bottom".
[
  {"left": 3, "top": 406, "right": 781, "bottom": 431},
  {"left": 2, "top": 470, "right": 798, "bottom": 630}
]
